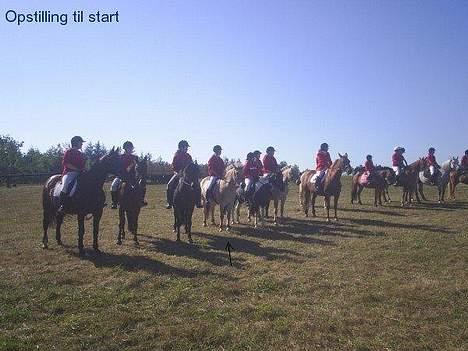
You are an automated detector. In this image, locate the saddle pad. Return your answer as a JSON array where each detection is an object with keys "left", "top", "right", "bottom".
[
  {"left": 310, "top": 170, "right": 328, "bottom": 184},
  {"left": 359, "top": 172, "right": 370, "bottom": 186},
  {"left": 53, "top": 179, "right": 78, "bottom": 198}
]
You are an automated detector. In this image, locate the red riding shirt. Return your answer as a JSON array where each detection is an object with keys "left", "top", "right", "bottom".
[
  {"left": 121, "top": 153, "right": 137, "bottom": 171},
  {"left": 62, "top": 148, "right": 86, "bottom": 175},
  {"left": 316, "top": 150, "right": 332, "bottom": 171},
  {"left": 208, "top": 154, "right": 225, "bottom": 177},
  {"left": 461, "top": 155, "right": 468, "bottom": 168},
  {"left": 243, "top": 160, "right": 263, "bottom": 178},
  {"left": 172, "top": 150, "right": 193, "bottom": 172},
  {"left": 426, "top": 154, "right": 437, "bottom": 166},
  {"left": 392, "top": 152, "right": 404, "bottom": 167},
  {"left": 365, "top": 160, "right": 375, "bottom": 172},
  {"left": 262, "top": 154, "right": 278, "bottom": 173}
]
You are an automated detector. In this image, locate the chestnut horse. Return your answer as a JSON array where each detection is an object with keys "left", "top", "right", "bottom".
[
  {"left": 117, "top": 157, "right": 148, "bottom": 246},
  {"left": 351, "top": 166, "right": 396, "bottom": 206},
  {"left": 42, "top": 148, "right": 121, "bottom": 255},
  {"left": 449, "top": 168, "right": 468, "bottom": 200},
  {"left": 394, "top": 158, "right": 428, "bottom": 206},
  {"left": 298, "top": 154, "right": 352, "bottom": 221}
]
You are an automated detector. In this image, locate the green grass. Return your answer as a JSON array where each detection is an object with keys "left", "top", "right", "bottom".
[{"left": 0, "top": 180, "right": 467, "bottom": 350}]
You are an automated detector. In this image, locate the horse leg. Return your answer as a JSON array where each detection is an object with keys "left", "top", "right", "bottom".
[
  {"left": 378, "top": 187, "right": 383, "bottom": 206},
  {"left": 226, "top": 205, "right": 232, "bottom": 231},
  {"left": 273, "top": 198, "right": 279, "bottom": 225},
  {"left": 235, "top": 201, "right": 240, "bottom": 224},
  {"left": 333, "top": 195, "right": 339, "bottom": 220},
  {"left": 55, "top": 213, "right": 64, "bottom": 245},
  {"left": 357, "top": 186, "right": 363, "bottom": 205},
  {"left": 187, "top": 211, "right": 193, "bottom": 243},
  {"left": 219, "top": 205, "right": 224, "bottom": 232},
  {"left": 92, "top": 208, "right": 103, "bottom": 253},
  {"left": 77, "top": 213, "right": 85, "bottom": 256},
  {"left": 260, "top": 207, "right": 265, "bottom": 227},
  {"left": 42, "top": 212, "right": 49, "bottom": 249},
  {"left": 280, "top": 196, "right": 285, "bottom": 218},
  {"left": 129, "top": 210, "right": 139, "bottom": 245},
  {"left": 418, "top": 183, "right": 427, "bottom": 202},
  {"left": 211, "top": 204, "right": 215, "bottom": 225},
  {"left": 351, "top": 182, "right": 357, "bottom": 204},
  {"left": 325, "top": 196, "right": 331, "bottom": 222},
  {"left": 304, "top": 190, "right": 311, "bottom": 217},
  {"left": 414, "top": 186, "right": 421, "bottom": 204},
  {"left": 117, "top": 207, "right": 125, "bottom": 245},
  {"left": 311, "top": 193, "right": 317, "bottom": 217},
  {"left": 173, "top": 211, "right": 178, "bottom": 235},
  {"left": 374, "top": 189, "right": 378, "bottom": 207},
  {"left": 265, "top": 200, "right": 270, "bottom": 218}
]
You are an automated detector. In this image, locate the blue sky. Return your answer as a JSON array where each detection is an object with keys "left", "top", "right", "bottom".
[{"left": 1, "top": 0, "right": 467, "bottom": 169}]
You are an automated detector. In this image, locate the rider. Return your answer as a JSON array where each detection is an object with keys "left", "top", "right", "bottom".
[
  {"left": 262, "top": 146, "right": 279, "bottom": 175},
  {"left": 166, "top": 140, "right": 202, "bottom": 209},
  {"left": 57, "top": 136, "right": 86, "bottom": 214},
  {"left": 461, "top": 149, "right": 468, "bottom": 171},
  {"left": 364, "top": 154, "right": 375, "bottom": 183},
  {"left": 392, "top": 146, "right": 408, "bottom": 185},
  {"left": 315, "top": 143, "right": 332, "bottom": 192},
  {"left": 243, "top": 152, "right": 263, "bottom": 201},
  {"left": 426, "top": 147, "right": 440, "bottom": 184},
  {"left": 206, "top": 145, "right": 225, "bottom": 204}
]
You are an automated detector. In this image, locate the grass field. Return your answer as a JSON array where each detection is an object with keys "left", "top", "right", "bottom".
[{"left": 1, "top": 179, "right": 467, "bottom": 350}]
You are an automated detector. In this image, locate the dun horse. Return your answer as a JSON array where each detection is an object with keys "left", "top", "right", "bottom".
[
  {"left": 173, "top": 162, "right": 200, "bottom": 243},
  {"left": 42, "top": 148, "right": 121, "bottom": 255},
  {"left": 351, "top": 166, "right": 396, "bottom": 206},
  {"left": 265, "top": 166, "right": 293, "bottom": 224},
  {"left": 418, "top": 157, "right": 458, "bottom": 203},
  {"left": 200, "top": 165, "right": 241, "bottom": 231},
  {"left": 117, "top": 157, "right": 148, "bottom": 245},
  {"left": 298, "top": 153, "right": 352, "bottom": 221}
]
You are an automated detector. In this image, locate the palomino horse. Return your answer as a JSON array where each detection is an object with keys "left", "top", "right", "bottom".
[
  {"left": 173, "top": 162, "right": 200, "bottom": 243},
  {"left": 42, "top": 148, "right": 121, "bottom": 255},
  {"left": 418, "top": 157, "right": 459, "bottom": 203},
  {"left": 351, "top": 166, "right": 396, "bottom": 206},
  {"left": 449, "top": 167, "right": 468, "bottom": 200},
  {"left": 395, "top": 158, "right": 428, "bottom": 206},
  {"left": 117, "top": 157, "right": 148, "bottom": 246},
  {"left": 298, "top": 154, "right": 352, "bottom": 221},
  {"left": 200, "top": 165, "right": 241, "bottom": 231},
  {"left": 265, "top": 166, "right": 293, "bottom": 224}
]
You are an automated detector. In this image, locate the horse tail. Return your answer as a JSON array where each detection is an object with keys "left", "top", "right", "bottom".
[{"left": 42, "top": 184, "right": 56, "bottom": 227}]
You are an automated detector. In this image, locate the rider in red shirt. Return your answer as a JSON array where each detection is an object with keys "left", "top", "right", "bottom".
[
  {"left": 315, "top": 143, "right": 332, "bottom": 192},
  {"left": 243, "top": 152, "right": 263, "bottom": 199},
  {"left": 166, "top": 140, "right": 202, "bottom": 209},
  {"left": 461, "top": 150, "right": 468, "bottom": 170},
  {"left": 58, "top": 136, "right": 86, "bottom": 214},
  {"left": 262, "top": 146, "right": 279, "bottom": 174},
  {"left": 392, "top": 146, "right": 408, "bottom": 185},
  {"left": 364, "top": 155, "right": 375, "bottom": 183},
  {"left": 426, "top": 147, "right": 440, "bottom": 184},
  {"left": 206, "top": 145, "right": 225, "bottom": 203}
]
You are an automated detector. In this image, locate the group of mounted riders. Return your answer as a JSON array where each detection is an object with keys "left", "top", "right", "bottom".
[{"left": 57, "top": 135, "right": 468, "bottom": 215}]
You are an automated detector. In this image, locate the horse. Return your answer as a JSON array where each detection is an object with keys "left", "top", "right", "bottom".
[
  {"left": 265, "top": 166, "right": 293, "bottom": 224},
  {"left": 247, "top": 172, "right": 284, "bottom": 227},
  {"left": 418, "top": 157, "right": 459, "bottom": 203},
  {"left": 394, "top": 158, "right": 428, "bottom": 206},
  {"left": 42, "top": 148, "right": 121, "bottom": 255},
  {"left": 297, "top": 153, "right": 352, "bottom": 221},
  {"left": 117, "top": 157, "right": 148, "bottom": 246},
  {"left": 449, "top": 167, "right": 468, "bottom": 200},
  {"left": 173, "top": 162, "right": 200, "bottom": 243},
  {"left": 200, "top": 165, "right": 241, "bottom": 231},
  {"left": 351, "top": 166, "right": 396, "bottom": 206}
]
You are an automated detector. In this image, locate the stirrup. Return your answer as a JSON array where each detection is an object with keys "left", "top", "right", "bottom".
[{"left": 166, "top": 203, "right": 172, "bottom": 209}]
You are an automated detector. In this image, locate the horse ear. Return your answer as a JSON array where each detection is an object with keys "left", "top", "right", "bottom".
[
  {"left": 338, "top": 153, "right": 342, "bottom": 158},
  {"left": 110, "top": 146, "right": 115, "bottom": 154}
]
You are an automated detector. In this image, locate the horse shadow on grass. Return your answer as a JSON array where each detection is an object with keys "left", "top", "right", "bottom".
[
  {"left": 347, "top": 218, "right": 455, "bottom": 234},
  {"left": 339, "top": 206, "right": 405, "bottom": 217}
]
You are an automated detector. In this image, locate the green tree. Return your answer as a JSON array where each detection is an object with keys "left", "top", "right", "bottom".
[{"left": 0, "top": 135, "right": 24, "bottom": 173}]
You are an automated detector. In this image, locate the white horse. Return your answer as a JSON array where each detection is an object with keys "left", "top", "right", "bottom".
[
  {"left": 265, "top": 166, "right": 293, "bottom": 224},
  {"left": 200, "top": 165, "right": 241, "bottom": 231},
  {"left": 418, "top": 157, "right": 459, "bottom": 203}
]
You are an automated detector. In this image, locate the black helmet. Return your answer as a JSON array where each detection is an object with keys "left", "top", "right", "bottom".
[
  {"left": 213, "top": 145, "right": 222, "bottom": 152},
  {"left": 428, "top": 147, "right": 435, "bottom": 153},
  {"left": 465, "top": 149, "right": 468, "bottom": 155},
  {"left": 123, "top": 141, "right": 134, "bottom": 150},
  {"left": 71, "top": 136, "right": 85, "bottom": 147},
  {"left": 320, "top": 143, "right": 329, "bottom": 150},
  {"left": 246, "top": 152, "right": 254, "bottom": 160},
  {"left": 366, "top": 154, "right": 372, "bottom": 159},
  {"left": 266, "top": 146, "right": 275, "bottom": 153},
  {"left": 178, "top": 140, "right": 190, "bottom": 149},
  {"left": 253, "top": 150, "right": 261, "bottom": 156}
]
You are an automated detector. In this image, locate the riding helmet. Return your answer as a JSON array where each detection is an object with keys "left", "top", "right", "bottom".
[
  {"left": 320, "top": 143, "right": 329, "bottom": 150},
  {"left": 465, "top": 149, "right": 468, "bottom": 155},
  {"left": 71, "top": 136, "right": 85, "bottom": 147},
  {"left": 366, "top": 154, "right": 372, "bottom": 159},
  {"left": 253, "top": 150, "right": 261, "bottom": 156},
  {"left": 246, "top": 152, "right": 254, "bottom": 160},
  {"left": 123, "top": 141, "right": 134, "bottom": 151},
  {"left": 266, "top": 146, "right": 275, "bottom": 153},
  {"left": 428, "top": 147, "right": 435, "bottom": 153},
  {"left": 213, "top": 145, "right": 222, "bottom": 153},
  {"left": 178, "top": 140, "right": 190, "bottom": 149}
]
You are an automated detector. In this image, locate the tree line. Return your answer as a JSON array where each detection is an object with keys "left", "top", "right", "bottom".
[{"left": 0, "top": 134, "right": 300, "bottom": 180}]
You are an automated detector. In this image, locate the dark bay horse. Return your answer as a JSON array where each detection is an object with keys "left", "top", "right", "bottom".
[
  {"left": 117, "top": 157, "right": 148, "bottom": 246},
  {"left": 42, "top": 148, "right": 121, "bottom": 255},
  {"left": 248, "top": 172, "right": 284, "bottom": 227},
  {"left": 173, "top": 162, "right": 200, "bottom": 243},
  {"left": 298, "top": 153, "right": 352, "bottom": 221},
  {"left": 351, "top": 166, "right": 396, "bottom": 206},
  {"left": 394, "top": 158, "right": 428, "bottom": 206}
]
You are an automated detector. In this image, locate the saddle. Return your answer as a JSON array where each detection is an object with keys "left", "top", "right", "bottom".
[{"left": 53, "top": 177, "right": 78, "bottom": 198}]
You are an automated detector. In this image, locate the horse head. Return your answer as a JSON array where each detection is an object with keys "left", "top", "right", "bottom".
[
  {"left": 182, "top": 162, "right": 200, "bottom": 186},
  {"left": 450, "top": 157, "right": 460, "bottom": 171},
  {"left": 136, "top": 156, "right": 148, "bottom": 180},
  {"left": 281, "top": 166, "right": 292, "bottom": 182},
  {"left": 337, "top": 153, "right": 353, "bottom": 175},
  {"left": 225, "top": 165, "right": 241, "bottom": 185},
  {"left": 97, "top": 147, "right": 121, "bottom": 175}
]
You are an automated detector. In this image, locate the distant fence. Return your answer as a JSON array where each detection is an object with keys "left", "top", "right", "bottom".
[{"left": 0, "top": 173, "right": 173, "bottom": 187}]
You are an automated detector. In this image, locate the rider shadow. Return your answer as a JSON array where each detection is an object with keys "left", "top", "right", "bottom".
[
  {"left": 347, "top": 218, "right": 455, "bottom": 234},
  {"left": 339, "top": 207, "right": 406, "bottom": 217},
  {"left": 148, "top": 237, "right": 245, "bottom": 269},
  {"left": 195, "top": 232, "right": 306, "bottom": 263},
  {"left": 66, "top": 248, "right": 229, "bottom": 279}
]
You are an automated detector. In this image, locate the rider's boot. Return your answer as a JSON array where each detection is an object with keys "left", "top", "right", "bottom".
[
  {"left": 111, "top": 191, "right": 118, "bottom": 209},
  {"left": 57, "top": 191, "right": 68, "bottom": 215}
]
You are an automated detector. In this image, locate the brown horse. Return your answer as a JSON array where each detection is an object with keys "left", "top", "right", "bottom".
[
  {"left": 298, "top": 153, "right": 352, "bottom": 221},
  {"left": 117, "top": 157, "right": 148, "bottom": 246},
  {"left": 449, "top": 169, "right": 468, "bottom": 199},
  {"left": 42, "top": 148, "right": 121, "bottom": 255},
  {"left": 351, "top": 166, "right": 396, "bottom": 206},
  {"left": 395, "top": 158, "right": 428, "bottom": 206}
]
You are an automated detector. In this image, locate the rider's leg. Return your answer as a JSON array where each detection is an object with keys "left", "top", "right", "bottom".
[{"left": 166, "top": 173, "right": 178, "bottom": 209}]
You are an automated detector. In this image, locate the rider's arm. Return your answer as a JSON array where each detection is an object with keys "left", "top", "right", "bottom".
[{"left": 64, "top": 163, "right": 80, "bottom": 171}]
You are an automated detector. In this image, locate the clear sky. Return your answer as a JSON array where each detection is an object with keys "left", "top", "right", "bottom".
[{"left": 1, "top": 0, "right": 467, "bottom": 169}]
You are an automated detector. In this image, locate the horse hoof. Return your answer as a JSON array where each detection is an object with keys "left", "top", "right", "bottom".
[
  {"left": 326, "top": 218, "right": 330, "bottom": 223},
  {"left": 226, "top": 227, "right": 231, "bottom": 232},
  {"left": 173, "top": 229, "right": 177, "bottom": 233},
  {"left": 203, "top": 223, "right": 207, "bottom": 227},
  {"left": 42, "top": 243, "right": 48, "bottom": 249},
  {"left": 117, "top": 241, "right": 122, "bottom": 245},
  {"left": 334, "top": 217, "right": 338, "bottom": 221},
  {"left": 57, "top": 240, "right": 63, "bottom": 246},
  {"left": 188, "top": 239, "right": 193, "bottom": 244}
]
